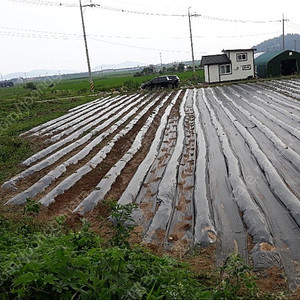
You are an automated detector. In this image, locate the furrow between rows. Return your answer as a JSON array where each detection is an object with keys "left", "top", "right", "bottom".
[
  {"left": 163, "top": 90, "right": 196, "bottom": 252},
  {"left": 43, "top": 94, "right": 133, "bottom": 140},
  {"left": 73, "top": 92, "right": 179, "bottom": 214},
  {"left": 142, "top": 91, "right": 187, "bottom": 245},
  {"left": 216, "top": 86, "right": 300, "bottom": 196},
  {"left": 261, "top": 81, "right": 300, "bottom": 100},
  {"left": 235, "top": 84, "right": 300, "bottom": 124},
  {"left": 117, "top": 90, "right": 182, "bottom": 206},
  {"left": 206, "top": 86, "right": 300, "bottom": 290},
  {"left": 35, "top": 95, "right": 121, "bottom": 137},
  {"left": 129, "top": 95, "right": 182, "bottom": 237},
  {"left": 21, "top": 95, "right": 146, "bottom": 167},
  {"left": 198, "top": 89, "right": 248, "bottom": 266},
  {"left": 20, "top": 95, "right": 112, "bottom": 136},
  {"left": 227, "top": 85, "right": 300, "bottom": 142},
  {"left": 38, "top": 93, "right": 168, "bottom": 207},
  {"left": 193, "top": 89, "right": 216, "bottom": 247},
  {"left": 204, "top": 88, "right": 279, "bottom": 269},
  {"left": 211, "top": 87, "right": 300, "bottom": 229},
  {"left": 68, "top": 96, "right": 109, "bottom": 113},
  {"left": 2, "top": 94, "right": 150, "bottom": 192},
  {"left": 249, "top": 84, "right": 300, "bottom": 115}
]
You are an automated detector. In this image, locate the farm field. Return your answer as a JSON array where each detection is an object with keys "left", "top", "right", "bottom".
[
  {"left": 1, "top": 78, "right": 300, "bottom": 291},
  {"left": 0, "top": 70, "right": 203, "bottom": 101}
]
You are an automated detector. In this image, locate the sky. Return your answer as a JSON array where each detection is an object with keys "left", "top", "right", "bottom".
[{"left": 1, "top": 0, "right": 300, "bottom": 78}]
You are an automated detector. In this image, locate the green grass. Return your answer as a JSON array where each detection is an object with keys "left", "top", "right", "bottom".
[
  {"left": 52, "top": 70, "right": 204, "bottom": 93},
  {"left": 0, "top": 92, "right": 98, "bottom": 183},
  {"left": 0, "top": 70, "right": 204, "bottom": 100}
]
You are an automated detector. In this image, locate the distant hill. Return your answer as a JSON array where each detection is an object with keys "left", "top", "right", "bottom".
[
  {"left": 4, "top": 69, "right": 76, "bottom": 80},
  {"left": 4, "top": 63, "right": 145, "bottom": 80},
  {"left": 253, "top": 33, "right": 300, "bottom": 52},
  {"left": 93, "top": 61, "right": 145, "bottom": 71}
]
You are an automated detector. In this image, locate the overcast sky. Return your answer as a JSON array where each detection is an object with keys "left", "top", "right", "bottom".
[{"left": 1, "top": 0, "right": 300, "bottom": 78}]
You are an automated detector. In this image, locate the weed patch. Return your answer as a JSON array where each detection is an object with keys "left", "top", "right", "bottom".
[{"left": 0, "top": 213, "right": 211, "bottom": 299}]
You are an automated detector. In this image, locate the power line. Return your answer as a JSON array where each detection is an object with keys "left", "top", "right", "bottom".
[
  {"left": 204, "top": 32, "right": 281, "bottom": 39},
  {"left": 191, "top": 13, "right": 280, "bottom": 24},
  {"left": 0, "top": 26, "right": 81, "bottom": 38},
  {"left": 8, "top": 0, "right": 282, "bottom": 23},
  {"left": 7, "top": 0, "right": 186, "bottom": 15},
  {"left": 89, "top": 4, "right": 186, "bottom": 17},
  {"left": 0, "top": 30, "right": 77, "bottom": 40},
  {"left": 287, "top": 22, "right": 300, "bottom": 32},
  {"left": 89, "top": 37, "right": 192, "bottom": 54},
  {"left": 0, "top": 27, "right": 193, "bottom": 54},
  {"left": 0, "top": 26, "right": 280, "bottom": 40},
  {"left": 8, "top": 0, "right": 77, "bottom": 7}
]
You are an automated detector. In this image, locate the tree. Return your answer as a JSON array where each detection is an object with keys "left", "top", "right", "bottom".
[
  {"left": 24, "top": 82, "right": 37, "bottom": 90},
  {"left": 178, "top": 63, "right": 185, "bottom": 72}
]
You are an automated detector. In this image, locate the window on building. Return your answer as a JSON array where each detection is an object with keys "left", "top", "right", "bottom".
[
  {"left": 220, "top": 64, "right": 231, "bottom": 75},
  {"left": 236, "top": 53, "right": 247, "bottom": 61},
  {"left": 242, "top": 65, "right": 251, "bottom": 70}
]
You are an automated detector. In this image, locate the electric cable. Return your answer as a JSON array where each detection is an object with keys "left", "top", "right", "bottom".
[
  {"left": 0, "top": 26, "right": 282, "bottom": 41},
  {"left": 7, "top": 0, "right": 282, "bottom": 23}
]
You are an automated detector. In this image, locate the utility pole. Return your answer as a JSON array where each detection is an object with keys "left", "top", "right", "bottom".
[
  {"left": 282, "top": 13, "right": 285, "bottom": 51},
  {"left": 281, "top": 13, "right": 289, "bottom": 51},
  {"left": 79, "top": 0, "right": 94, "bottom": 92},
  {"left": 188, "top": 7, "right": 196, "bottom": 75}
]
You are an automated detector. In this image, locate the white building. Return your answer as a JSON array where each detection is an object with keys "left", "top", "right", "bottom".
[{"left": 201, "top": 49, "right": 256, "bottom": 84}]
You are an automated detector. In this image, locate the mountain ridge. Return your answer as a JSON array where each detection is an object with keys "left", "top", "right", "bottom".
[{"left": 253, "top": 33, "right": 300, "bottom": 52}]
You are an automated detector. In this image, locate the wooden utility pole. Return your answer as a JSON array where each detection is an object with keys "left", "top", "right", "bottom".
[
  {"left": 282, "top": 13, "right": 285, "bottom": 51},
  {"left": 188, "top": 7, "right": 196, "bottom": 75},
  {"left": 79, "top": 0, "right": 94, "bottom": 92},
  {"left": 281, "top": 14, "right": 289, "bottom": 51}
]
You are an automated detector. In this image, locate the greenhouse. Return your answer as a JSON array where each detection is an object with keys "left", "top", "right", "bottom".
[{"left": 255, "top": 50, "right": 300, "bottom": 78}]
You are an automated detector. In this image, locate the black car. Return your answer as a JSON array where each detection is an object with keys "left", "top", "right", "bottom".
[{"left": 141, "top": 75, "right": 180, "bottom": 90}]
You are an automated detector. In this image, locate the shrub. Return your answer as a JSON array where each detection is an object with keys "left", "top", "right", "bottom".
[
  {"left": 107, "top": 201, "right": 137, "bottom": 248},
  {"left": 24, "top": 82, "right": 37, "bottom": 90},
  {"left": 123, "top": 80, "right": 140, "bottom": 91},
  {"left": 214, "top": 253, "right": 259, "bottom": 299},
  {"left": 0, "top": 215, "right": 211, "bottom": 299}
]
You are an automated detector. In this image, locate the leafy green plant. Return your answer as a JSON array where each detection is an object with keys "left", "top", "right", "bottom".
[
  {"left": 214, "top": 253, "right": 259, "bottom": 299},
  {"left": 0, "top": 215, "right": 211, "bottom": 300},
  {"left": 107, "top": 201, "right": 137, "bottom": 248},
  {"left": 23, "top": 198, "right": 40, "bottom": 215}
]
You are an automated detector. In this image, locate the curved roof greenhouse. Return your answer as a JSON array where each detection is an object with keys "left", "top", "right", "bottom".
[{"left": 255, "top": 50, "right": 300, "bottom": 78}]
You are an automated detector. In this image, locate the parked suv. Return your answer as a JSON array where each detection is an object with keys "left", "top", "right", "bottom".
[{"left": 141, "top": 75, "right": 180, "bottom": 89}]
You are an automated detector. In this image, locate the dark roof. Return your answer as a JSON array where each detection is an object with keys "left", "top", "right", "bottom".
[
  {"left": 254, "top": 50, "right": 298, "bottom": 65},
  {"left": 201, "top": 54, "right": 231, "bottom": 66},
  {"left": 222, "top": 48, "right": 256, "bottom": 52}
]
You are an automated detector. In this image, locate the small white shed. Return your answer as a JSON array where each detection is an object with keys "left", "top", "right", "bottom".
[{"left": 201, "top": 49, "right": 256, "bottom": 84}]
